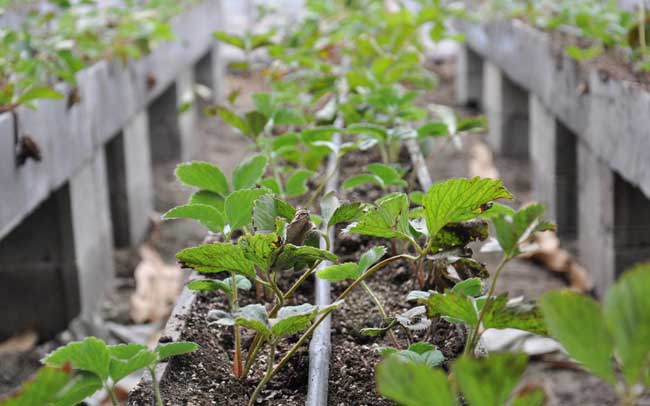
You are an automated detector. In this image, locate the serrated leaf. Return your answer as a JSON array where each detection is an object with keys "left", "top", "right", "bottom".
[
  {"left": 175, "top": 161, "right": 229, "bottom": 196},
  {"left": 540, "top": 290, "right": 615, "bottom": 384},
  {"left": 425, "top": 291, "right": 477, "bottom": 325},
  {"left": 342, "top": 173, "right": 384, "bottom": 189},
  {"left": 189, "top": 191, "right": 225, "bottom": 212},
  {"left": 155, "top": 342, "right": 199, "bottom": 361},
  {"left": 271, "top": 304, "right": 318, "bottom": 337},
  {"left": 482, "top": 295, "right": 547, "bottom": 336},
  {"left": 235, "top": 304, "right": 271, "bottom": 336},
  {"left": 345, "top": 193, "right": 411, "bottom": 240},
  {"left": 285, "top": 169, "right": 315, "bottom": 198},
  {"left": 176, "top": 243, "right": 255, "bottom": 278},
  {"left": 162, "top": 204, "right": 224, "bottom": 233},
  {"left": 232, "top": 154, "right": 268, "bottom": 190},
  {"left": 376, "top": 356, "right": 456, "bottom": 406},
  {"left": 239, "top": 233, "right": 279, "bottom": 270},
  {"left": 108, "top": 344, "right": 157, "bottom": 383},
  {"left": 328, "top": 202, "right": 365, "bottom": 226},
  {"left": 225, "top": 188, "right": 269, "bottom": 231},
  {"left": 493, "top": 203, "right": 553, "bottom": 258},
  {"left": 417, "top": 122, "right": 449, "bottom": 138},
  {"left": 43, "top": 337, "right": 110, "bottom": 381},
  {"left": 451, "top": 278, "right": 482, "bottom": 297},
  {"left": 410, "top": 191, "right": 424, "bottom": 205},
  {"left": 316, "top": 262, "right": 360, "bottom": 282},
  {"left": 452, "top": 353, "right": 528, "bottom": 406},
  {"left": 604, "top": 264, "right": 650, "bottom": 385},
  {"left": 423, "top": 177, "right": 512, "bottom": 240},
  {"left": 274, "top": 244, "right": 337, "bottom": 270},
  {"left": 253, "top": 194, "right": 296, "bottom": 232}
]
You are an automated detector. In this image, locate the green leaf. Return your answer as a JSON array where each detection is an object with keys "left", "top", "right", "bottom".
[
  {"left": 108, "top": 344, "right": 157, "bottom": 383},
  {"left": 316, "top": 262, "right": 360, "bottom": 282},
  {"left": 16, "top": 86, "right": 63, "bottom": 105},
  {"left": 0, "top": 366, "right": 72, "bottom": 406},
  {"left": 175, "top": 161, "right": 229, "bottom": 196},
  {"left": 566, "top": 45, "right": 603, "bottom": 60},
  {"left": 540, "top": 290, "right": 616, "bottom": 383},
  {"left": 417, "top": 122, "right": 449, "bottom": 139},
  {"left": 604, "top": 264, "right": 650, "bottom": 385},
  {"left": 320, "top": 191, "right": 339, "bottom": 227},
  {"left": 367, "top": 163, "right": 406, "bottom": 187},
  {"left": 425, "top": 291, "right": 477, "bottom": 325},
  {"left": 457, "top": 117, "right": 486, "bottom": 133},
  {"left": 176, "top": 243, "right": 255, "bottom": 278},
  {"left": 225, "top": 188, "right": 269, "bottom": 231},
  {"left": 274, "top": 108, "right": 305, "bottom": 126},
  {"left": 187, "top": 275, "right": 252, "bottom": 294},
  {"left": 482, "top": 295, "right": 548, "bottom": 336},
  {"left": 423, "top": 177, "right": 512, "bottom": 240},
  {"left": 232, "top": 154, "right": 268, "bottom": 190},
  {"left": 245, "top": 111, "right": 268, "bottom": 137},
  {"left": 285, "top": 169, "right": 315, "bottom": 198},
  {"left": 252, "top": 92, "right": 275, "bottom": 117},
  {"left": 215, "top": 106, "right": 251, "bottom": 136},
  {"left": 452, "top": 353, "right": 528, "bottom": 406},
  {"left": 253, "top": 194, "right": 296, "bottom": 232},
  {"left": 43, "top": 337, "right": 111, "bottom": 381},
  {"left": 52, "top": 373, "right": 103, "bottom": 406},
  {"left": 162, "top": 204, "right": 224, "bottom": 233},
  {"left": 259, "top": 178, "right": 282, "bottom": 195},
  {"left": 239, "top": 233, "right": 279, "bottom": 270},
  {"left": 451, "top": 278, "right": 482, "bottom": 297},
  {"left": 345, "top": 193, "right": 411, "bottom": 240},
  {"left": 346, "top": 123, "right": 388, "bottom": 141},
  {"left": 274, "top": 244, "right": 337, "bottom": 270},
  {"left": 358, "top": 246, "right": 387, "bottom": 273},
  {"left": 328, "top": 202, "right": 365, "bottom": 226},
  {"left": 342, "top": 173, "right": 384, "bottom": 189},
  {"left": 512, "top": 388, "right": 548, "bottom": 406},
  {"left": 271, "top": 304, "right": 318, "bottom": 337},
  {"left": 376, "top": 356, "right": 456, "bottom": 406},
  {"left": 213, "top": 31, "right": 245, "bottom": 49},
  {"left": 155, "top": 342, "right": 199, "bottom": 361},
  {"left": 493, "top": 203, "right": 555, "bottom": 258},
  {"left": 235, "top": 304, "right": 271, "bottom": 336},
  {"left": 189, "top": 191, "right": 225, "bottom": 212}
]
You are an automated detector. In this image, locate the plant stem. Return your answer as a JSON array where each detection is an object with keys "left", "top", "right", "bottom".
[
  {"left": 103, "top": 382, "right": 119, "bottom": 406},
  {"left": 149, "top": 367, "right": 163, "bottom": 406},
  {"left": 464, "top": 256, "right": 509, "bottom": 356},
  {"left": 305, "top": 159, "right": 340, "bottom": 208},
  {"left": 248, "top": 342, "right": 276, "bottom": 406},
  {"left": 232, "top": 272, "right": 244, "bottom": 378},
  {"left": 362, "top": 281, "right": 400, "bottom": 348}
]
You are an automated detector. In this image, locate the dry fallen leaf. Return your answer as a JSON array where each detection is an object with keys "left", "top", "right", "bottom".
[
  {"left": 0, "top": 330, "right": 37, "bottom": 355},
  {"left": 469, "top": 141, "right": 500, "bottom": 179},
  {"left": 130, "top": 244, "right": 183, "bottom": 324}
]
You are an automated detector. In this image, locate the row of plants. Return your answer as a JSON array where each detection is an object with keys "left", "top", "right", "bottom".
[
  {"left": 2, "top": 1, "right": 650, "bottom": 405},
  {"left": 485, "top": 0, "right": 650, "bottom": 71},
  {"left": 0, "top": 0, "right": 200, "bottom": 113}
]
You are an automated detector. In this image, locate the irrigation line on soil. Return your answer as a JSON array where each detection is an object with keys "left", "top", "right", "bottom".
[{"left": 306, "top": 133, "right": 341, "bottom": 406}]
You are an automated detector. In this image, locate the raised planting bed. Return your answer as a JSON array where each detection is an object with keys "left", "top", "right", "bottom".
[{"left": 454, "top": 17, "right": 650, "bottom": 295}]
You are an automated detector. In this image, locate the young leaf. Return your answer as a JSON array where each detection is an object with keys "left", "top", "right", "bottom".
[
  {"left": 108, "top": 344, "right": 157, "bottom": 383},
  {"left": 492, "top": 203, "right": 554, "bottom": 258},
  {"left": 259, "top": 178, "right": 282, "bottom": 195},
  {"left": 345, "top": 193, "right": 411, "bottom": 240},
  {"left": 162, "top": 204, "right": 225, "bottom": 233},
  {"left": 358, "top": 246, "right": 387, "bottom": 273},
  {"left": 216, "top": 106, "right": 251, "bottom": 136},
  {"left": 603, "top": 264, "right": 650, "bottom": 385},
  {"left": 155, "top": 342, "right": 199, "bottom": 361},
  {"left": 274, "top": 108, "right": 305, "bottom": 126},
  {"left": 452, "top": 353, "right": 528, "bottom": 406},
  {"left": 232, "top": 154, "right": 268, "bottom": 190},
  {"left": 425, "top": 291, "right": 477, "bottom": 325},
  {"left": 316, "top": 262, "right": 360, "bottom": 282},
  {"left": 16, "top": 86, "right": 63, "bottom": 105},
  {"left": 376, "top": 356, "right": 456, "bottom": 406},
  {"left": 176, "top": 243, "right": 255, "bottom": 279},
  {"left": 52, "top": 373, "right": 103, "bottom": 406},
  {"left": 540, "top": 290, "right": 616, "bottom": 384},
  {"left": 213, "top": 31, "right": 245, "bottom": 49},
  {"left": 43, "top": 337, "right": 111, "bottom": 381},
  {"left": 235, "top": 304, "right": 271, "bottom": 336},
  {"left": 481, "top": 295, "right": 547, "bottom": 336},
  {"left": 189, "top": 191, "right": 225, "bottom": 212},
  {"left": 253, "top": 194, "right": 296, "bottom": 232},
  {"left": 187, "top": 275, "right": 252, "bottom": 293},
  {"left": 285, "top": 169, "right": 315, "bottom": 198},
  {"left": 239, "top": 233, "right": 279, "bottom": 270},
  {"left": 423, "top": 177, "right": 512, "bottom": 240},
  {"left": 451, "top": 278, "right": 483, "bottom": 297},
  {"left": 342, "top": 173, "right": 384, "bottom": 189},
  {"left": 274, "top": 244, "right": 337, "bottom": 270},
  {"left": 417, "top": 122, "right": 449, "bottom": 139},
  {"left": 225, "top": 188, "right": 269, "bottom": 231},
  {"left": 271, "top": 304, "right": 319, "bottom": 337},
  {"left": 346, "top": 123, "right": 388, "bottom": 141},
  {"left": 328, "top": 202, "right": 365, "bottom": 226},
  {"left": 175, "top": 161, "right": 229, "bottom": 196}
]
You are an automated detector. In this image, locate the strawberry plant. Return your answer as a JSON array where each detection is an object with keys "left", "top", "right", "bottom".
[{"left": 0, "top": 337, "right": 197, "bottom": 406}]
